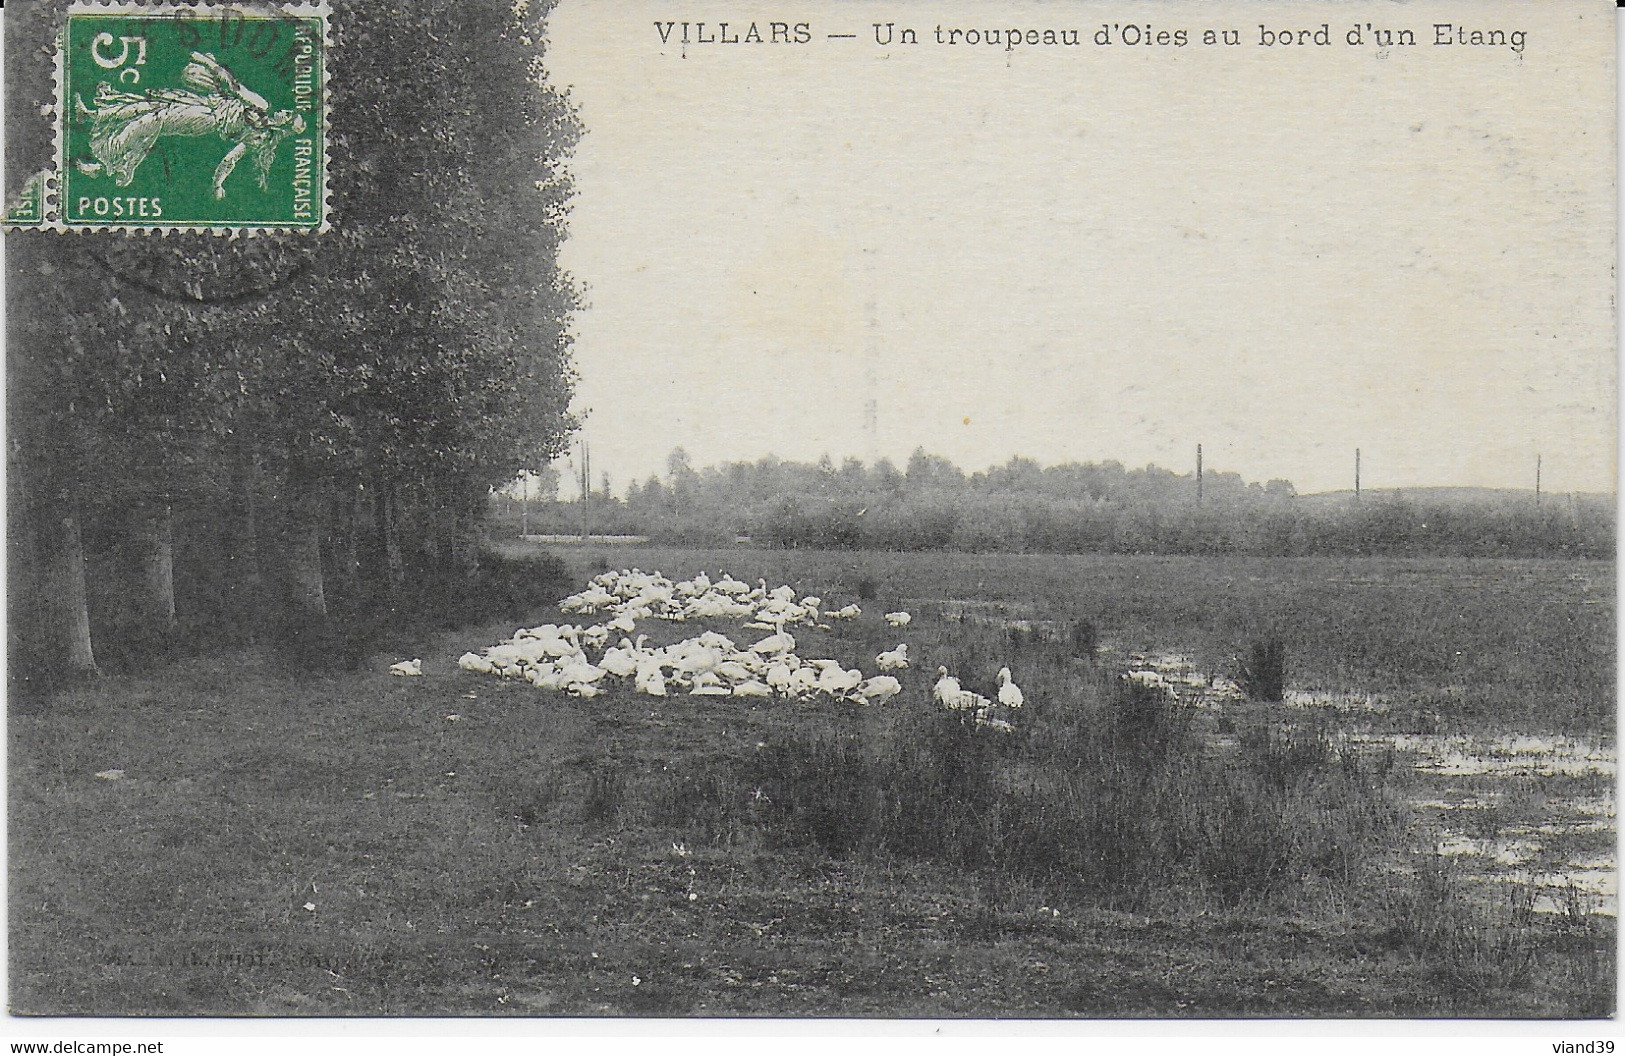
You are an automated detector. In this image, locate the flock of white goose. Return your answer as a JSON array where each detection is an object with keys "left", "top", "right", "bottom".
[{"left": 438, "top": 567, "right": 1023, "bottom": 729}]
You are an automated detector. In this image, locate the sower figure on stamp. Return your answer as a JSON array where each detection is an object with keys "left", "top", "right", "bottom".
[{"left": 74, "top": 50, "right": 305, "bottom": 200}]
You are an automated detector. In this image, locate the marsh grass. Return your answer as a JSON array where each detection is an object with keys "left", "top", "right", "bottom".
[
  {"left": 647, "top": 662, "right": 1402, "bottom": 915},
  {"left": 1386, "top": 857, "right": 1542, "bottom": 993}
]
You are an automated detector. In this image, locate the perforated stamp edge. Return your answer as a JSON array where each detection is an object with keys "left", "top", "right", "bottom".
[{"left": 35, "top": 0, "right": 332, "bottom": 236}]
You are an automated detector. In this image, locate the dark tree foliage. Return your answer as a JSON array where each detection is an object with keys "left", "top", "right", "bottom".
[
  {"left": 8, "top": 0, "right": 582, "bottom": 683},
  {"left": 503, "top": 447, "right": 1614, "bottom": 559}
]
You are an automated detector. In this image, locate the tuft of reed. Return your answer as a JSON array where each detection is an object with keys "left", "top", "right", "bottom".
[
  {"left": 1071, "top": 618, "right": 1099, "bottom": 664},
  {"left": 1237, "top": 637, "right": 1288, "bottom": 702},
  {"left": 1384, "top": 856, "right": 1545, "bottom": 994}
]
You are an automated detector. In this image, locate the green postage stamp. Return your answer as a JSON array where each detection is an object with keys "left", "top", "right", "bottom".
[{"left": 44, "top": 2, "right": 330, "bottom": 232}]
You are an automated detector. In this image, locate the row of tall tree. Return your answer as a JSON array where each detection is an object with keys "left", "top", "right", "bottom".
[
  {"left": 502, "top": 449, "right": 1613, "bottom": 559},
  {"left": 8, "top": 0, "right": 581, "bottom": 684}
]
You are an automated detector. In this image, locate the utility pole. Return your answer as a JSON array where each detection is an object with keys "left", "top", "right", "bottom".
[
  {"left": 1354, "top": 448, "right": 1361, "bottom": 502},
  {"left": 1535, "top": 454, "right": 1542, "bottom": 507},
  {"left": 1196, "top": 443, "right": 1203, "bottom": 505},
  {"left": 862, "top": 247, "right": 881, "bottom": 465},
  {"left": 520, "top": 473, "right": 530, "bottom": 539},
  {"left": 579, "top": 440, "right": 591, "bottom": 543}
]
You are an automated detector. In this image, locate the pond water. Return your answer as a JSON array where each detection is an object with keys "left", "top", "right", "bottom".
[
  {"left": 1359, "top": 732, "right": 1617, "bottom": 779},
  {"left": 1119, "top": 650, "right": 1618, "bottom": 917}
]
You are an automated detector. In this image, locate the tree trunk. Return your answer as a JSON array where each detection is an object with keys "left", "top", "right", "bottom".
[
  {"left": 9, "top": 469, "right": 50, "bottom": 687},
  {"left": 378, "top": 484, "right": 405, "bottom": 591},
  {"left": 282, "top": 477, "right": 329, "bottom": 620},
  {"left": 141, "top": 502, "right": 178, "bottom": 637},
  {"left": 449, "top": 483, "right": 484, "bottom": 578},
  {"left": 51, "top": 510, "right": 100, "bottom": 679},
  {"left": 422, "top": 497, "right": 448, "bottom": 574},
  {"left": 337, "top": 486, "right": 363, "bottom": 584},
  {"left": 362, "top": 481, "right": 407, "bottom": 597},
  {"left": 226, "top": 451, "right": 267, "bottom": 637}
]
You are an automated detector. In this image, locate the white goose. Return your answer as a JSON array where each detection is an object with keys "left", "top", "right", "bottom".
[
  {"left": 530, "top": 663, "right": 568, "bottom": 692},
  {"left": 458, "top": 652, "right": 494, "bottom": 675},
  {"left": 876, "top": 644, "right": 909, "bottom": 671},
  {"left": 690, "top": 672, "right": 732, "bottom": 696},
  {"left": 997, "top": 667, "right": 1025, "bottom": 709},
  {"left": 634, "top": 661, "right": 669, "bottom": 697},
  {"left": 599, "top": 638, "right": 640, "bottom": 679},
  {"left": 858, "top": 675, "right": 903, "bottom": 704},
  {"left": 787, "top": 666, "right": 820, "bottom": 698},
  {"left": 750, "top": 627, "right": 796, "bottom": 658},
  {"left": 817, "top": 664, "right": 863, "bottom": 697},
  {"left": 764, "top": 660, "right": 796, "bottom": 694},
  {"left": 714, "top": 659, "right": 755, "bottom": 684},
  {"left": 942, "top": 687, "right": 991, "bottom": 712},
  {"left": 557, "top": 653, "right": 605, "bottom": 689}
]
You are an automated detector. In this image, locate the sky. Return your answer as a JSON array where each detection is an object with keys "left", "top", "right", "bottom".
[{"left": 542, "top": 0, "right": 1616, "bottom": 496}]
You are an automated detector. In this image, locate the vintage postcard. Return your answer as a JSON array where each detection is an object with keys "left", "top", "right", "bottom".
[{"left": 3, "top": 0, "right": 1616, "bottom": 1050}]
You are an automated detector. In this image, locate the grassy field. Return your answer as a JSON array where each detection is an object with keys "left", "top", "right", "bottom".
[
  {"left": 9, "top": 545, "right": 1615, "bottom": 1017},
  {"left": 507, "top": 545, "right": 1615, "bottom": 734}
]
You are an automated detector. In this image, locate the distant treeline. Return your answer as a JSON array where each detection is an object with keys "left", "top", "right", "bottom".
[{"left": 494, "top": 450, "right": 1614, "bottom": 560}]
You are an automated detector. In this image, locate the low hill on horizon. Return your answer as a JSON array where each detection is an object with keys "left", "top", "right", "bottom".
[{"left": 1296, "top": 486, "right": 1614, "bottom": 509}]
